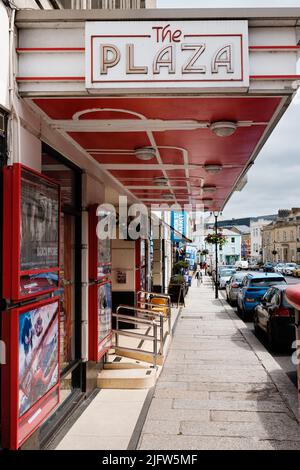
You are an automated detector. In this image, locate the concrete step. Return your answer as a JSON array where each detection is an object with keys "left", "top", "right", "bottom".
[
  {"left": 114, "top": 346, "right": 164, "bottom": 366},
  {"left": 97, "top": 367, "right": 157, "bottom": 389},
  {"left": 104, "top": 354, "right": 150, "bottom": 370}
]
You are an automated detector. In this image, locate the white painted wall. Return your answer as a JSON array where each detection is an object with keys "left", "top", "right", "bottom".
[
  {"left": 0, "top": 2, "right": 9, "bottom": 110},
  {"left": 85, "top": 173, "right": 105, "bottom": 206},
  {"left": 18, "top": 125, "right": 42, "bottom": 171},
  {"left": 111, "top": 239, "right": 136, "bottom": 291},
  {"left": 250, "top": 219, "right": 271, "bottom": 259},
  {"left": 206, "top": 229, "right": 242, "bottom": 265}
]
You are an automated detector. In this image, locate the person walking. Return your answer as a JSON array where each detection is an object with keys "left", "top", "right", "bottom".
[{"left": 195, "top": 270, "right": 203, "bottom": 286}]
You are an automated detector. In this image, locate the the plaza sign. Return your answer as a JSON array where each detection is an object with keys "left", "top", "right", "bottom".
[{"left": 85, "top": 20, "right": 249, "bottom": 91}]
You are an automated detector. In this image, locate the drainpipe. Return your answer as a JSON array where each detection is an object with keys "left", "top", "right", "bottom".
[
  {"left": 8, "top": 8, "right": 21, "bottom": 166},
  {"left": 81, "top": 173, "right": 89, "bottom": 362}
]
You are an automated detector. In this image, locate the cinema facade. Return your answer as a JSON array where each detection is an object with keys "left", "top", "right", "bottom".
[{"left": 0, "top": 5, "right": 300, "bottom": 449}]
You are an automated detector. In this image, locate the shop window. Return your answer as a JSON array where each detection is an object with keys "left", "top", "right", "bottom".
[{"left": 41, "top": 144, "right": 82, "bottom": 406}]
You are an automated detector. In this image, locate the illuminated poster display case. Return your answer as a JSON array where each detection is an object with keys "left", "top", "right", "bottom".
[
  {"left": 88, "top": 281, "right": 112, "bottom": 362},
  {"left": 88, "top": 205, "right": 112, "bottom": 361},
  {"left": 3, "top": 164, "right": 60, "bottom": 301},
  {"left": 1, "top": 297, "right": 60, "bottom": 449}
]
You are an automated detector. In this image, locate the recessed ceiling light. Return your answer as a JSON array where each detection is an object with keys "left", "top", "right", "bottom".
[
  {"left": 210, "top": 121, "right": 237, "bottom": 137},
  {"left": 203, "top": 185, "right": 217, "bottom": 193},
  {"left": 134, "top": 146, "right": 157, "bottom": 161},
  {"left": 154, "top": 177, "right": 168, "bottom": 186},
  {"left": 204, "top": 164, "right": 223, "bottom": 174}
]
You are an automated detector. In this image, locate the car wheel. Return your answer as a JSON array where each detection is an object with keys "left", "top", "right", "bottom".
[{"left": 267, "top": 322, "right": 278, "bottom": 351}]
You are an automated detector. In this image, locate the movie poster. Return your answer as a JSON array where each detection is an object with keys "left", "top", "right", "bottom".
[
  {"left": 97, "top": 283, "right": 112, "bottom": 346},
  {"left": 18, "top": 301, "right": 59, "bottom": 417},
  {"left": 20, "top": 168, "right": 59, "bottom": 272}
]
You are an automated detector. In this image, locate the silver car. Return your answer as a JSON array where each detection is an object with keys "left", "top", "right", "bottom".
[
  {"left": 225, "top": 272, "right": 247, "bottom": 304},
  {"left": 218, "top": 268, "right": 236, "bottom": 289},
  {"left": 274, "top": 263, "right": 286, "bottom": 274},
  {"left": 283, "top": 263, "right": 297, "bottom": 275}
]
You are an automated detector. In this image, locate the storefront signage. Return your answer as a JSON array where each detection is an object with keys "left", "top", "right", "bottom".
[
  {"left": 86, "top": 20, "right": 249, "bottom": 90},
  {"left": 171, "top": 211, "right": 187, "bottom": 241}
]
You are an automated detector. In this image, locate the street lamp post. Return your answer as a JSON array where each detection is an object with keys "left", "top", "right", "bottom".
[{"left": 212, "top": 211, "right": 220, "bottom": 299}]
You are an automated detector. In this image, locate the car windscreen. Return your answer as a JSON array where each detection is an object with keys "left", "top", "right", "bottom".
[
  {"left": 220, "top": 270, "right": 235, "bottom": 277},
  {"left": 234, "top": 274, "right": 246, "bottom": 281},
  {"left": 250, "top": 278, "right": 285, "bottom": 287}
]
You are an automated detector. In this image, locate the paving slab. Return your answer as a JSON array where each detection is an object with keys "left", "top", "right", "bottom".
[
  {"left": 138, "top": 278, "right": 300, "bottom": 450},
  {"left": 188, "top": 382, "right": 277, "bottom": 393},
  {"left": 173, "top": 398, "right": 288, "bottom": 412},
  {"left": 180, "top": 420, "right": 300, "bottom": 440},
  {"left": 139, "top": 435, "right": 300, "bottom": 450},
  {"left": 211, "top": 410, "right": 297, "bottom": 423}
]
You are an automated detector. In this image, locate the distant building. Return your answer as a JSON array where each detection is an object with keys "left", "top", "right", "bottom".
[
  {"left": 262, "top": 208, "right": 300, "bottom": 263},
  {"left": 250, "top": 218, "right": 272, "bottom": 261},
  {"left": 217, "top": 214, "right": 276, "bottom": 229},
  {"left": 205, "top": 228, "right": 241, "bottom": 266},
  {"left": 230, "top": 225, "right": 251, "bottom": 260},
  {"left": 49, "top": 0, "right": 156, "bottom": 9}
]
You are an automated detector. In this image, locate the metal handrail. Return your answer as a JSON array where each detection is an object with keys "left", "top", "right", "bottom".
[
  {"left": 136, "top": 291, "right": 172, "bottom": 333},
  {"left": 112, "top": 329, "right": 155, "bottom": 342},
  {"left": 114, "top": 301, "right": 171, "bottom": 357},
  {"left": 112, "top": 313, "right": 154, "bottom": 327},
  {"left": 112, "top": 311, "right": 159, "bottom": 367},
  {"left": 137, "top": 290, "right": 171, "bottom": 300},
  {"left": 116, "top": 304, "right": 164, "bottom": 323}
]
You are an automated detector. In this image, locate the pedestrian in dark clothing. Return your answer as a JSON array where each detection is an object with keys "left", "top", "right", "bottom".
[{"left": 195, "top": 270, "right": 203, "bottom": 286}]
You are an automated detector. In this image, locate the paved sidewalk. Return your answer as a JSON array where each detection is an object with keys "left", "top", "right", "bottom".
[{"left": 138, "top": 277, "right": 300, "bottom": 450}]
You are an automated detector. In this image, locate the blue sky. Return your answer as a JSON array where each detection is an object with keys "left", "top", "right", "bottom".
[{"left": 156, "top": 0, "right": 300, "bottom": 219}]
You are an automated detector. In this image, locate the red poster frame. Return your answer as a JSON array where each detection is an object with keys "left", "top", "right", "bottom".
[
  {"left": 88, "top": 204, "right": 112, "bottom": 283},
  {"left": 2, "top": 163, "right": 61, "bottom": 301},
  {"left": 1, "top": 296, "right": 60, "bottom": 449},
  {"left": 88, "top": 281, "right": 112, "bottom": 362}
]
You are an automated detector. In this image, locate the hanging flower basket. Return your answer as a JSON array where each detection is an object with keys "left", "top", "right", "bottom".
[
  {"left": 204, "top": 233, "right": 227, "bottom": 247},
  {"left": 272, "top": 250, "right": 278, "bottom": 256}
]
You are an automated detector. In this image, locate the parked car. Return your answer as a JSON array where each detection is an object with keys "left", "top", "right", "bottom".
[
  {"left": 274, "top": 263, "right": 286, "bottom": 274},
  {"left": 253, "top": 285, "right": 295, "bottom": 350},
  {"left": 236, "top": 272, "right": 287, "bottom": 320},
  {"left": 218, "top": 268, "right": 236, "bottom": 289},
  {"left": 248, "top": 261, "right": 260, "bottom": 271},
  {"left": 283, "top": 263, "right": 297, "bottom": 276},
  {"left": 235, "top": 260, "right": 249, "bottom": 270},
  {"left": 225, "top": 272, "right": 247, "bottom": 305},
  {"left": 263, "top": 262, "right": 275, "bottom": 272},
  {"left": 212, "top": 265, "right": 235, "bottom": 283},
  {"left": 292, "top": 265, "right": 300, "bottom": 277}
]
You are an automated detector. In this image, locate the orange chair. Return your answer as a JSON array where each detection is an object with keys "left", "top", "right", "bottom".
[{"left": 149, "top": 297, "right": 169, "bottom": 316}]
